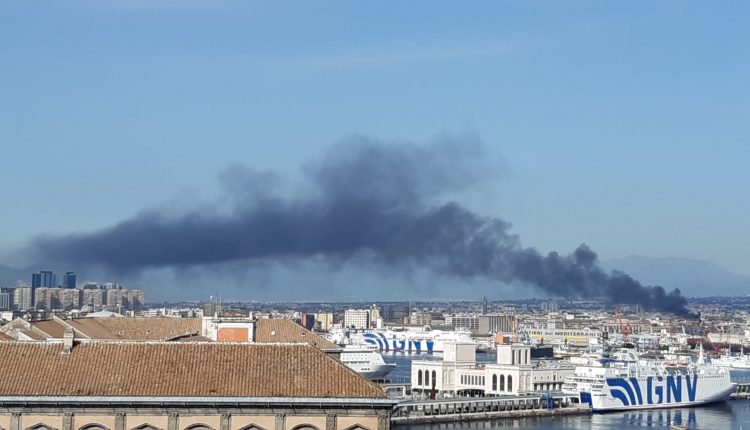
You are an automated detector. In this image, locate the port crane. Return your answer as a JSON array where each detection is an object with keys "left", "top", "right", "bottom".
[{"left": 614, "top": 306, "right": 632, "bottom": 344}]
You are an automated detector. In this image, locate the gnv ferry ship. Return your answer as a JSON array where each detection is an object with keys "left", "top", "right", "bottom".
[
  {"left": 329, "top": 328, "right": 475, "bottom": 353},
  {"left": 562, "top": 347, "right": 735, "bottom": 411}
]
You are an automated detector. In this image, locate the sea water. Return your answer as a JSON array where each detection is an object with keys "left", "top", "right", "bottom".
[{"left": 386, "top": 352, "right": 750, "bottom": 429}]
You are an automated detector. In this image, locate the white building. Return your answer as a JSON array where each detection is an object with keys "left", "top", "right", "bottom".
[
  {"left": 445, "top": 315, "right": 479, "bottom": 331},
  {"left": 522, "top": 327, "right": 603, "bottom": 346},
  {"left": 411, "top": 343, "right": 575, "bottom": 396},
  {"left": 315, "top": 312, "right": 335, "bottom": 331},
  {"left": 344, "top": 309, "right": 370, "bottom": 329},
  {"left": 368, "top": 305, "right": 381, "bottom": 329},
  {"left": 13, "top": 287, "right": 32, "bottom": 311}
]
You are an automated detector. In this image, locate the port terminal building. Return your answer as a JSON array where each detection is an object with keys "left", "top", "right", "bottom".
[{"left": 410, "top": 343, "right": 575, "bottom": 396}]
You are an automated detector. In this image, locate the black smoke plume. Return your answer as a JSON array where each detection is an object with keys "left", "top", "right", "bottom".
[{"left": 31, "top": 135, "right": 693, "bottom": 316}]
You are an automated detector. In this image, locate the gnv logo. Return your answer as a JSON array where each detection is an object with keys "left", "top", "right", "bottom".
[
  {"left": 362, "top": 333, "right": 434, "bottom": 352},
  {"left": 606, "top": 375, "right": 698, "bottom": 406}
]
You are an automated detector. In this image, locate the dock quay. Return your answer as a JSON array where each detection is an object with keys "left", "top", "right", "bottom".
[
  {"left": 731, "top": 382, "right": 750, "bottom": 399},
  {"left": 390, "top": 394, "right": 590, "bottom": 425}
]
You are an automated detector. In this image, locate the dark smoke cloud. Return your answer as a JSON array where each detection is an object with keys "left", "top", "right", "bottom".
[{"left": 30, "top": 134, "right": 693, "bottom": 316}]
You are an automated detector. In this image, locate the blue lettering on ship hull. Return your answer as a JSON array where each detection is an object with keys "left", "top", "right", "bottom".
[
  {"left": 607, "top": 375, "right": 697, "bottom": 407},
  {"left": 361, "top": 333, "right": 436, "bottom": 352}
]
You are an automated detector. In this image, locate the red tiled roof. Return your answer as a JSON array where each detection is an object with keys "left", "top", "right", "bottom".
[
  {"left": 64, "top": 318, "right": 114, "bottom": 339},
  {"left": 27, "top": 318, "right": 202, "bottom": 341},
  {"left": 0, "top": 342, "right": 385, "bottom": 399},
  {"left": 254, "top": 319, "right": 338, "bottom": 349},
  {"left": 32, "top": 320, "right": 68, "bottom": 338},
  {"left": 169, "top": 334, "right": 212, "bottom": 342},
  {"left": 89, "top": 317, "right": 202, "bottom": 340}
]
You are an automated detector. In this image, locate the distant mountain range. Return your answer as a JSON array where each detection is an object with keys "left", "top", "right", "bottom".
[{"left": 602, "top": 255, "right": 750, "bottom": 297}]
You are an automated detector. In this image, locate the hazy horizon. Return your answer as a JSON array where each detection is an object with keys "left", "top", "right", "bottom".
[{"left": 2, "top": 2, "right": 748, "bottom": 303}]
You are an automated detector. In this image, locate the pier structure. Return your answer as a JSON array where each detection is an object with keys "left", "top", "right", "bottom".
[
  {"left": 391, "top": 394, "right": 589, "bottom": 424},
  {"left": 731, "top": 382, "right": 750, "bottom": 399}
]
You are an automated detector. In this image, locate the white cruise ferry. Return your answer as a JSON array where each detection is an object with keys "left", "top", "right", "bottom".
[
  {"left": 329, "top": 328, "right": 475, "bottom": 353},
  {"left": 713, "top": 351, "right": 750, "bottom": 369},
  {"left": 340, "top": 347, "right": 396, "bottom": 380},
  {"left": 562, "top": 347, "right": 735, "bottom": 411}
]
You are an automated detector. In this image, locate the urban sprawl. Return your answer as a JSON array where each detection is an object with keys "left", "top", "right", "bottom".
[{"left": 0, "top": 270, "right": 749, "bottom": 428}]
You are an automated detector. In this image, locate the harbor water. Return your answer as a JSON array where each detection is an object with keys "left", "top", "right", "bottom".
[{"left": 384, "top": 352, "right": 750, "bottom": 429}]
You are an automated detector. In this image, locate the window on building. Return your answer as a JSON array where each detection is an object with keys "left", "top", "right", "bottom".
[
  {"left": 432, "top": 371, "right": 437, "bottom": 387},
  {"left": 27, "top": 425, "right": 57, "bottom": 430},
  {"left": 508, "top": 375, "right": 513, "bottom": 392},
  {"left": 492, "top": 374, "right": 497, "bottom": 391},
  {"left": 418, "top": 369, "right": 423, "bottom": 385},
  {"left": 79, "top": 425, "right": 109, "bottom": 430},
  {"left": 184, "top": 425, "right": 215, "bottom": 430},
  {"left": 130, "top": 424, "right": 161, "bottom": 430},
  {"left": 426, "top": 370, "right": 430, "bottom": 386},
  {"left": 342, "top": 426, "right": 371, "bottom": 430},
  {"left": 499, "top": 375, "right": 505, "bottom": 391},
  {"left": 238, "top": 426, "right": 269, "bottom": 430}
]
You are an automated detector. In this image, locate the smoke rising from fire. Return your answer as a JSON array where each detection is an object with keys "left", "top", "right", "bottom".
[{"left": 30, "top": 135, "right": 693, "bottom": 316}]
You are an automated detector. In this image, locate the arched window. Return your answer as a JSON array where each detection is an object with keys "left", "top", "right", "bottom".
[
  {"left": 432, "top": 370, "right": 436, "bottom": 386},
  {"left": 418, "top": 369, "right": 423, "bottom": 385},
  {"left": 508, "top": 375, "right": 513, "bottom": 392},
  {"left": 425, "top": 370, "right": 430, "bottom": 386},
  {"left": 184, "top": 425, "right": 215, "bottom": 430},
  {"left": 492, "top": 374, "right": 497, "bottom": 391},
  {"left": 291, "top": 426, "right": 319, "bottom": 430},
  {"left": 499, "top": 375, "right": 505, "bottom": 391},
  {"left": 80, "top": 425, "right": 109, "bottom": 430}
]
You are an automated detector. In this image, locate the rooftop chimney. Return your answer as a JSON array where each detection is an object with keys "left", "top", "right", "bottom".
[{"left": 62, "top": 327, "right": 74, "bottom": 354}]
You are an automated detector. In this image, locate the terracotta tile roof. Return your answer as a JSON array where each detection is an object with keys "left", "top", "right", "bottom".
[
  {"left": 91, "top": 317, "right": 202, "bottom": 340},
  {"left": 23, "top": 318, "right": 202, "bottom": 341},
  {"left": 169, "top": 334, "right": 212, "bottom": 342},
  {"left": 21, "top": 330, "right": 48, "bottom": 341},
  {"left": 0, "top": 342, "right": 385, "bottom": 399},
  {"left": 254, "top": 319, "right": 338, "bottom": 349},
  {"left": 64, "top": 318, "right": 115, "bottom": 339},
  {"left": 24, "top": 318, "right": 201, "bottom": 340},
  {"left": 32, "top": 320, "right": 67, "bottom": 338},
  {"left": 0, "top": 332, "right": 14, "bottom": 342}
]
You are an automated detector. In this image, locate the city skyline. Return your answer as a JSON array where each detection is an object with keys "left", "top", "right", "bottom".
[{"left": 1, "top": 2, "right": 748, "bottom": 301}]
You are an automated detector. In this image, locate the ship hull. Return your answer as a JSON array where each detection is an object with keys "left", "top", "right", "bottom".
[
  {"left": 355, "top": 363, "right": 397, "bottom": 380},
  {"left": 359, "top": 330, "right": 474, "bottom": 353},
  {"left": 583, "top": 375, "right": 735, "bottom": 412}
]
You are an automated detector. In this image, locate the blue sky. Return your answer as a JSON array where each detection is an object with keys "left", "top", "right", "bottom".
[{"left": 1, "top": 1, "right": 749, "bottom": 293}]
